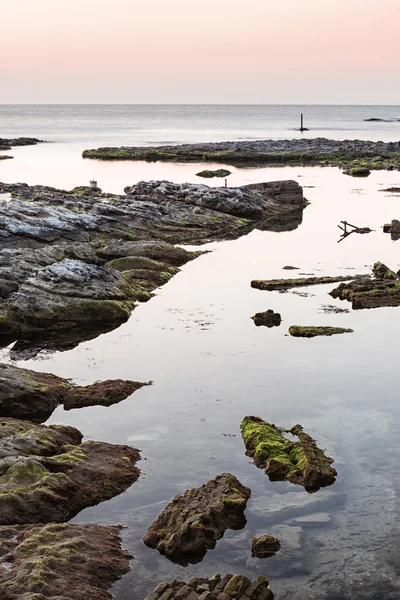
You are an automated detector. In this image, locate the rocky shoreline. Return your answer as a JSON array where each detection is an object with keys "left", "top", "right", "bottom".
[
  {"left": 0, "top": 137, "right": 43, "bottom": 161},
  {"left": 82, "top": 138, "right": 400, "bottom": 171}
]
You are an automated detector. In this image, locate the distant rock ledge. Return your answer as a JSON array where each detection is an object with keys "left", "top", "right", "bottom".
[{"left": 82, "top": 137, "right": 400, "bottom": 171}]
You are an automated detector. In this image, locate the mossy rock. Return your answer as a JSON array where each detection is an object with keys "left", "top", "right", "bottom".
[
  {"left": 343, "top": 167, "right": 371, "bottom": 177},
  {"left": 288, "top": 326, "right": 353, "bottom": 338},
  {"left": 196, "top": 169, "right": 232, "bottom": 178},
  {"left": 241, "top": 416, "right": 337, "bottom": 492}
]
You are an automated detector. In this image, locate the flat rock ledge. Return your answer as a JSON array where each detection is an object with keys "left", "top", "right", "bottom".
[
  {"left": 0, "top": 522, "right": 131, "bottom": 600},
  {"left": 330, "top": 261, "right": 400, "bottom": 309},
  {"left": 145, "top": 574, "right": 274, "bottom": 600},
  {"left": 143, "top": 473, "right": 251, "bottom": 565},
  {"left": 251, "top": 534, "right": 281, "bottom": 558},
  {"left": 241, "top": 416, "right": 336, "bottom": 492},
  {"left": 0, "top": 363, "right": 149, "bottom": 421},
  {"left": 0, "top": 418, "right": 141, "bottom": 525},
  {"left": 251, "top": 274, "right": 363, "bottom": 292},
  {"left": 289, "top": 326, "right": 353, "bottom": 338}
]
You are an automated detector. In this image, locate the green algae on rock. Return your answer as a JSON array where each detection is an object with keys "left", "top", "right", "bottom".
[
  {"left": 241, "top": 416, "right": 337, "bottom": 492},
  {"left": 343, "top": 167, "right": 371, "bottom": 177},
  {"left": 143, "top": 473, "right": 251, "bottom": 565},
  {"left": 330, "top": 261, "right": 400, "bottom": 310},
  {"left": 0, "top": 363, "right": 149, "bottom": 421},
  {"left": 0, "top": 523, "right": 131, "bottom": 600},
  {"left": 289, "top": 326, "right": 353, "bottom": 338},
  {"left": 251, "top": 274, "right": 360, "bottom": 291},
  {"left": 0, "top": 418, "right": 141, "bottom": 525},
  {"left": 196, "top": 169, "right": 232, "bottom": 178},
  {"left": 251, "top": 534, "right": 281, "bottom": 558},
  {"left": 251, "top": 309, "right": 282, "bottom": 328}
]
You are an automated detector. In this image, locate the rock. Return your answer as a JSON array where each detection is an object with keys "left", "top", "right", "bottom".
[
  {"left": 196, "top": 169, "right": 231, "bottom": 178},
  {"left": 143, "top": 574, "right": 274, "bottom": 600},
  {"left": 0, "top": 522, "right": 131, "bottom": 599},
  {"left": 251, "top": 310, "right": 281, "bottom": 328},
  {"left": 251, "top": 274, "right": 364, "bottom": 291},
  {"left": 0, "top": 417, "right": 141, "bottom": 524},
  {"left": 252, "top": 534, "right": 281, "bottom": 558},
  {"left": 0, "top": 155, "right": 12, "bottom": 161},
  {"left": 0, "top": 363, "right": 148, "bottom": 421},
  {"left": 288, "top": 326, "right": 353, "bottom": 338},
  {"left": 282, "top": 265, "right": 299, "bottom": 270},
  {"left": 390, "top": 219, "right": 400, "bottom": 234},
  {"left": 343, "top": 167, "right": 371, "bottom": 177},
  {"left": 143, "top": 473, "right": 251, "bottom": 565},
  {"left": 241, "top": 417, "right": 337, "bottom": 492},
  {"left": 330, "top": 262, "right": 400, "bottom": 309}
]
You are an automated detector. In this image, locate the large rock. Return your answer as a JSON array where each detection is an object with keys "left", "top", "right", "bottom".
[
  {"left": 0, "top": 523, "right": 130, "bottom": 599},
  {"left": 143, "top": 473, "right": 251, "bottom": 565},
  {"left": 330, "top": 262, "right": 400, "bottom": 309},
  {"left": 241, "top": 416, "right": 337, "bottom": 492},
  {"left": 144, "top": 574, "right": 274, "bottom": 600},
  {"left": 0, "top": 418, "right": 141, "bottom": 525},
  {"left": 0, "top": 363, "right": 149, "bottom": 421}
]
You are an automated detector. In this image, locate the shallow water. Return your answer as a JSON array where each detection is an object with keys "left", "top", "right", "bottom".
[{"left": 1, "top": 162, "right": 400, "bottom": 598}]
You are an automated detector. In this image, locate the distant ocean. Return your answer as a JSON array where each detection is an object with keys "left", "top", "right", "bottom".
[{"left": 1, "top": 104, "right": 400, "bottom": 146}]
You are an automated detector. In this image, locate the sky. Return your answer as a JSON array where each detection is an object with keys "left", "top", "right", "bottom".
[{"left": 1, "top": 0, "right": 399, "bottom": 104}]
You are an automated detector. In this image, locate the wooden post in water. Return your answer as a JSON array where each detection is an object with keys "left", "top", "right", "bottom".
[
  {"left": 300, "top": 113, "right": 304, "bottom": 132},
  {"left": 225, "top": 178, "right": 227, "bottom": 188}
]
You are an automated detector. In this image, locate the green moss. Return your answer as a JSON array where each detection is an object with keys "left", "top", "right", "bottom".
[
  {"left": 251, "top": 275, "right": 355, "bottom": 291},
  {"left": 343, "top": 167, "right": 371, "bottom": 177},
  {"left": 196, "top": 169, "right": 231, "bottom": 178},
  {"left": 289, "top": 326, "right": 354, "bottom": 338}
]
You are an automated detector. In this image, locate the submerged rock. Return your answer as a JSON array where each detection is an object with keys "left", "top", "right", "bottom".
[
  {"left": 0, "top": 418, "right": 141, "bottom": 524},
  {"left": 144, "top": 574, "right": 274, "bottom": 600},
  {"left": 0, "top": 363, "right": 149, "bottom": 421},
  {"left": 289, "top": 326, "right": 353, "bottom": 338},
  {"left": 0, "top": 523, "right": 131, "bottom": 599},
  {"left": 251, "top": 310, "right": 282, "bottom": 327},
  {"left": 252, "top": 534, "right": 281, "bottom": 558},
  {"left": 143, "top": 473, "right": 251, "bottom": 565},
  {"left": 330, "top": 261, "right": 400, "bottom": 309},
  {"left": 241, "top": 416, "right": 337, "bottom": 492},
  {"left": 251, "top": 274, "right": 360, "bottom": 291}
]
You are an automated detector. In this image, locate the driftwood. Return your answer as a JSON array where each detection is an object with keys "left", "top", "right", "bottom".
[{"left": 337, "top": 221, "right": 372, "bottom": 243}]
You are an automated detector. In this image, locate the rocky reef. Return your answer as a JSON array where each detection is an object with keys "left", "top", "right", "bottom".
[
  {"left": 0, "top": 363, "right": 149, "bottom": 421},
  {"left": 330, "top": 261, "right": 400, "bottom": 309},
  {"left": 289, "top": 326, "right": 353, "bottom": 338},
  {"left": 82, "top": 138, "right": 400, "bottom": 171},
  {"left": 0, "top": 523, "right": 131, "bottom": 599},
  {"left": 144, "top": 574, "right": 274, "bottom": 600},
  {"left": 0, "top": 138, "right": 42, "bottom": 149},
  {"left": 251, "top": 534, "right": 281, "bottom": 558},
  {"left": 251, "top": 274, "right": 360, "bottom": 291},
  {"left": 143, "top": 473, "right": 251, "bottom": 565},
  {"left": 0, "top": 418, "right": 141, "bottom": 524},
  {"left": 241, "top": 416, "right": 337, "bottom": 492}
]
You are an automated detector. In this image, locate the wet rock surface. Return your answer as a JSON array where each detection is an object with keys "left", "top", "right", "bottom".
[
  {"left": 288, "top": 326, "right": 353, "bottom": 338},
  {"left": 251, "top": 310, "right": 281, "bottom": 328},
  {"left": 251, "top": 534, "right": 281, "bottom": 558},
  {"left": 0, "top": 363, "right": 149, "bottom": 421},
  {"left": 241, "top": 417, "right": 337, "bottom": 492},
  {"left": 0, "top": 418, "right": 141, "bottom": 525},
  {"left": 251, "top": 274, "right": 362, "bottom": 291},
  {"left": 0, "top": 522, "right": 131, "bottom": 600},
  {"left": 143, "top": 473, "right": 251, "bottom": 565},
  {"left": 330, "top": 261, "right": 400, "bottom": 309},
  {"left": 144, "top": 573, "right": 274, "bottom": 600}
]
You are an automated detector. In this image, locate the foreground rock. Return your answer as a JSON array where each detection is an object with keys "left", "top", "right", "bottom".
[
  {"left": 252, "top": 534, "right": 281, "bottom": 558},
  {"left": 241, "top": 416, "right": 337, "bottom": 492},
  {"left": 330, "top": 261, "right": 400, "bottom": 309},
  {"left": 251, "top": 274, "right": 361, "bottom": 291},
  {"left": 0, "top": 180, "right": 305, "bottom": 354},
  {"left": 0, "top": 418, "right": 140, "bottom": 524},
  {"left": 82, "top": 137, "right": 400, "bottom": 171},
  {"left": 144, "top": 574, "right": 274, "bottom": 600},
  {"left": 251, "top": 310, "right": 282, "bottom": 327},
  {"left": 289, "top": 326, "right": 353, "bottom": 338},
  {"left": 0, "top": 363, "right": 149, "bottom": 421},
  {"left": 143, "top": 473, "right": 251, "bottom": 565},
  {"left": 0, "top": 523, "right": 130, "bottom": 600}
]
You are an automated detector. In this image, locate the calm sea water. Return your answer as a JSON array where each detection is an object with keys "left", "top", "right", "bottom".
[{"left": 1, "top": 106, "right": 400, "bottom": 599}]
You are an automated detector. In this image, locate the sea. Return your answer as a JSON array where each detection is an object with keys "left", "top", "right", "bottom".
[{"left": 1, "top": 105, "right": 400, "bottom": 600}]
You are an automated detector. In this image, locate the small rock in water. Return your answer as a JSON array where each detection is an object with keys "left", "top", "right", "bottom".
[
  {"left": 252, "top": 534, "right": 281, "bottom": 558},
  {"left": 251, "top": 309, "right": 282, "bottom": 328},
  {"left": 282, "top": 265, "right": 300, "bottom": 270}
]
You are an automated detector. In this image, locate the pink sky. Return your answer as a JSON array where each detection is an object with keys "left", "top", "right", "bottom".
[{"left": 2, "top": 0, "right": 399, "bottom": 103}]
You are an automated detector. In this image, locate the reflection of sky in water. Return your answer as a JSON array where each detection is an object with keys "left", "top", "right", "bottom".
[{"left": 1, "top": 159, "right": 400, "bottom": 598}]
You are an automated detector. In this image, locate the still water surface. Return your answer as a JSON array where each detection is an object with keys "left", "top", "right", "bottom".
[{"left": 1, "top": 160, "right": 399, "bottom": 599}]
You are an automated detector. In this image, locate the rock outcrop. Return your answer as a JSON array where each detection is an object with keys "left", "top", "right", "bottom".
[
  {"left": 252, "top": 534, "right": 281, "bottom": 558},
  {"left": 288, "top": 326, "right": 353, "bottom": 338},
  {"left": 251, "top": 310, "right": 281, "bottom": 328},
  {"left": 330, "top": 262, "right": 400, "bottom": 309},
  {"left": 0, "top": 418, "right": 141, "bottom": 524},
  {"left": 143, "top": 473, "right": 251, "bottom": 565},
  {"left": 144, "top": 574, "right": 274, "bottom": 600},
  {"left": 241, "top": 416, "right": 337, "bottom": 492},
  {"left": 0, "top": 523, "right": 131, "bottom": 600},
  {"left": 251, "top": 274, "right": 362, "bottom": 291},
  {"left": 0, "top": 363, "right": 149, "bottom": 421}
]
